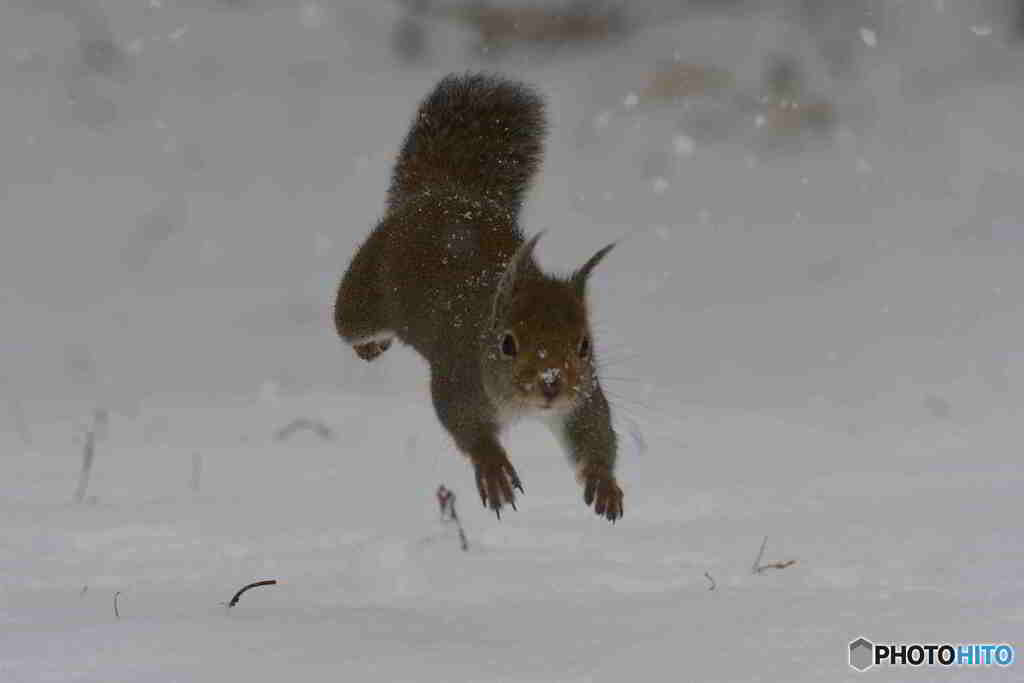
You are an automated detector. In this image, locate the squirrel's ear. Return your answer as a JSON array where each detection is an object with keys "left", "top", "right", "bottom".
[
  {"left": 493, "top": 231, "right": 544, "bottom": 324},
  {"left": 572, "top": 242, "right": 615, "bottom": 296}
]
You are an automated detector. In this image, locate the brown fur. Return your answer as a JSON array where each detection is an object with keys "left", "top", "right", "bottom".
[{"left": 335, "top": 73, "right": 622, "bottom": 521}]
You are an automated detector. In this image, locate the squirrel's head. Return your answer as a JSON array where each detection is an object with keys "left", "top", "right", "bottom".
[{"left": 482, "top": 233, "right": 614, "bottom": 422}]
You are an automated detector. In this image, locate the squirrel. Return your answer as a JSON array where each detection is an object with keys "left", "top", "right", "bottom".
[{"left": 334, "top": 73, "right": 623, "bottom": 522}]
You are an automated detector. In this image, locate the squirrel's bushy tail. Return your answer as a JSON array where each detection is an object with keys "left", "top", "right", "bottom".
[{"left": 388, "top": 72, "right": 546, "bottom": 213}]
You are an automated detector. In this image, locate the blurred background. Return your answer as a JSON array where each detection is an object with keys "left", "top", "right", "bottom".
[{"left": 2, "top": 0, "right": 1023, "bottom": 436}]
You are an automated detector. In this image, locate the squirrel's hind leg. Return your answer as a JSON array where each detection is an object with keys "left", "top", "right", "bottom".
[
  {"left": 352, "top": 335, "right": 393, "bottom": 362},
  {"left": 335, "top": 237, "right": 395, "bottom": 362}
]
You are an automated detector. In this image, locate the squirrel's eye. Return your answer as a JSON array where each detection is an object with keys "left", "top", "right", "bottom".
[
  {"left": 501, "top": 332, "right": 518, "bottom": 359},
  {"left": 579, "top": 336, "right": 590, "bottom": 359}
]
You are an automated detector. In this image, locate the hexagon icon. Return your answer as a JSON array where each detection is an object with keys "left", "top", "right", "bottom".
[{"left": 849, "top": 637, "right": 874, "bottom": 671}]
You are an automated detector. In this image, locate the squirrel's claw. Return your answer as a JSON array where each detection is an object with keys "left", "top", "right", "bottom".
[
  {"left": 582, "top": 466, "right": 623, "bottom": 523},
  {"left": 474, "top": 457, "right": 522, "bottom": 519}
]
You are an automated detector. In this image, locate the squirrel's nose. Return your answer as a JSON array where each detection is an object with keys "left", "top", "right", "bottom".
[{"left": 539, "top": 375, "right": 561, "bottom": 401}]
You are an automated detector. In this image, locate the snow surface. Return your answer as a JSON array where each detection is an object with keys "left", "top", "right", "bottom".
[{"left": 2, "top": 1, "right": 1023, "bottom": 681}]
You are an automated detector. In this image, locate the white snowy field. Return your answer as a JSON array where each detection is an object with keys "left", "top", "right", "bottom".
[
  {"left": 2, "top": 1, "right": 1024, "bottom": 681},
  {"left": 2, "top": 392, "right": 1021, "bottom": 682}
]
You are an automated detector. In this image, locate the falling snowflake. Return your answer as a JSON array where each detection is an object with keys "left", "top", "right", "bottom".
[
  {"left": 169, "top": 26, "right": 188, "bottom": 43},
  {"left": 672, "top": 134, "right": 695, "bottom": 157},
  {"left": 300, "top": 3, "right": 326, "bottom": 29}
]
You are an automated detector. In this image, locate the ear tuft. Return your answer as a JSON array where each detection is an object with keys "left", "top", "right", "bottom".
[
  {"left": 492, "top": 232, "right": 545, "bottom": 326},
  {"left": 572, "top": 242, "right": 615, "bottom": 295}
]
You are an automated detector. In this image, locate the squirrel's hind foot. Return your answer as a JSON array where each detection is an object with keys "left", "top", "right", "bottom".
[{"left": 353, "top": 338, "right": 392, "bottom": 362}]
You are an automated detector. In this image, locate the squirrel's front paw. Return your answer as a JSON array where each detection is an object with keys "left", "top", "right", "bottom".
[
  {"left": 353, "top": 338, "right": 391, "bottom": 362},
  {"left": 581, "top": 465, "right": 623, "bottom": 523},
  {"left": 474, "top": 457, "right": 523, "bottom": 519}
]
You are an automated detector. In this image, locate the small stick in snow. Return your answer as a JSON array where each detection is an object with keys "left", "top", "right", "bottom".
[
  {"left": 227, "top": 580, "right": 278, "bottom": 608},
  {"left": 437, "top": 484, "right": 454, "bottom": 521},
  {"left": 113, "top": 591, "right": 121, "bottom": 619},
  {"left": 275, "top": 418, "right": 334, "bottom": 442},
  {"left": 190, "top": 452, "right": 202, "bottom": 494},
  {"left": 80, "top": 585, "right": 88, "bottom": 597},
  {"left": 437, "top": 485, "right": 469, "bottom": 551},
  {"left": 752, "top": 535, "right": 797, "bottom": 574},
  {"left": 73, "top": 409, "right": 106, "bottom": 504},
  {"left": 751, "top": 535, "right": 768, "bottom": 573},
  {"left": 704, "top": 571, "right": 716, "bottom": 591},
  {"left": 758, "top": 558, "right": 797, "bottom": 572},
  {"left": 9, "top": 396, "right": 33, "bottom": 447}
]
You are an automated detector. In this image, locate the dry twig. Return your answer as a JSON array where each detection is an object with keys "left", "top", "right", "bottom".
[
  {"left": 704, "top": 571, "right": 716, "bottom": 591},
  {"left": 226, "top": 580, "right": 278, "bottom": 608},
  {"left": 275, "top": 418, "right": 334, "bottom": 442},
  {"left": 73, "top": 410, "right": 106, "bottom": 504},
  {"left": 437, "top": 485, "right": 469, "bottom": 551},
  {"left": 752, "top": 535, "right": 797, "bottom": 574},
  {"left": 9, "top": 396, "right": 32, "bottom": 447},
  {"left": 190, "top": 452, "right": 202, "bottom": 494}
]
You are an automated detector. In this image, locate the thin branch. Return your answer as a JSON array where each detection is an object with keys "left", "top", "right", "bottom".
[
  {"left": 752, "top": 535, "right": 798, "bottom": 574},
  {"left": 113, "top": 591, "right": 121, "bottom": 619},
  {"left": 9, "top": 397, "right": 32, "bottom": 447},
  {"left": 275, "top": 418, "right": 334, "bottom": 442},
  {"left": 190, "top": 452, "right": 202, "bottom": 494},
  {"left": 437, "top": 485, "right": 469, "bottom": 551},
  {"left": 73, "top": 410, "right": 106, "bottom": 504},
  {"left": 704, "top": 571, "right": 716, "bottom": 591},
  {"left": 757, "top": 559, "right": 797, "bottom": 573},
  {"left": 227, "top": 580, "right": 278, "bottom": 608},
  {"left": 751, "top": 535, "right": 768, "bottom": 574},
  {"left": 73, "top": 422, "right": 96, "bottom": 503},
  {"left": 452, "top": 509, "right": 469, "bottom": 552}
]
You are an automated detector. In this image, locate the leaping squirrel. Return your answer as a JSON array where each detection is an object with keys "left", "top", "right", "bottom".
[{"left": 334, "top": 73, "right": 623, "bottom": 521}]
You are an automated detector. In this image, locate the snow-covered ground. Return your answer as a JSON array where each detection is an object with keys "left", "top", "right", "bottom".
[
  {"left": 2, "top": 2, "right": 1023, "bottom": 681},
  {"left": 3, "top": 393, "right": 1022, "bottom": 681}
]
